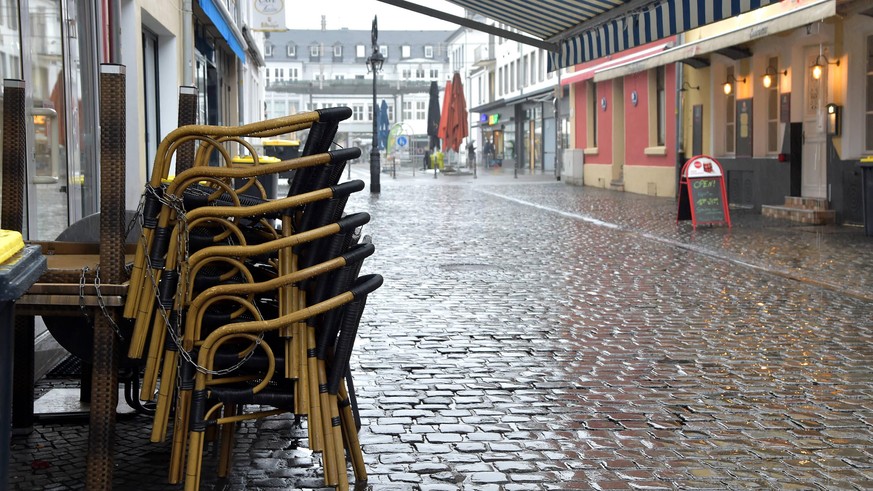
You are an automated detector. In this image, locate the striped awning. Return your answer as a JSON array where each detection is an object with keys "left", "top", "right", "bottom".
[{"left": 378, "top": 0, "right": 778, "bottom": 70}]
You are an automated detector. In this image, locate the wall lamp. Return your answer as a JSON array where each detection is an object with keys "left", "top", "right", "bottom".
[
  {"left": 811, "top": 54, "right": 838, "bottom": 80},
  {"left": 723, "top": 75, "right": 745, "bottom": 95},
  {"left": 680, "top": 81, "right": 699, "bottom": 92},
  {"left": 762, "top": 66, "right": 786, "bottom": 88}
]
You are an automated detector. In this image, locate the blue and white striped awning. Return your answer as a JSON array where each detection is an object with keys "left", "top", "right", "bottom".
[
  {"left": 549, "top": 0, "right": 778, "bottom": 69},
  {"left": 379, "top": 0, "right": 778, "bottom": 70}
]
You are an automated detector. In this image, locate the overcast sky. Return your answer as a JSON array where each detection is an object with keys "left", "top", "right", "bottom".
[{"left": 286, "top": 0, "right": 464, "bottom": 31}]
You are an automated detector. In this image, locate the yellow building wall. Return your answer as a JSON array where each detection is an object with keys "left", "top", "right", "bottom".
[
  {"left": 583, "top": 163, "right": 612, "bottom": 189},
  {"left": 623, "top": 164, "right": 676, "bottom": 197}
]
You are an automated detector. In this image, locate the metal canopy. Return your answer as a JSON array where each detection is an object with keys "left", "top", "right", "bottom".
[{"left": 378, "top": 0, "right": 777, "bottom": 70}]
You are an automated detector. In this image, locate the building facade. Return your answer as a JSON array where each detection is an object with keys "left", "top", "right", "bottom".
[
  {"left": 462, "top": 17, "right": 570, "bottom": 174},
  {"left": 562, "top": 0, "right": 873, "bottom": 226},
  {"left": 262, "top": 24, "right": 451, "bottom": 164}
]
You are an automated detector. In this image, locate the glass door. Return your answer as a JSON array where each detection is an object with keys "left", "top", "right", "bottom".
[{"left": 27, "top": 0, "right": 98, "bottom": 240}]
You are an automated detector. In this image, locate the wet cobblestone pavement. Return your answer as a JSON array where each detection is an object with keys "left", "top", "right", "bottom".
[{"left": 9, "top": 165, "right": 873, "bottom": 490}]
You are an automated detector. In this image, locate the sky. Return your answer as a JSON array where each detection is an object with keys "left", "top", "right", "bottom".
[{"left": 285, "top": 0, "right": 464, "bottom": 31}]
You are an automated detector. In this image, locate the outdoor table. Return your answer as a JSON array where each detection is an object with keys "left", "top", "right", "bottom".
[{"left": 0, "top": 245, "right": 46, "bottom": 488}]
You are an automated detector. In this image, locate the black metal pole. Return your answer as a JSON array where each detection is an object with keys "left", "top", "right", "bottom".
[{"left": 370, "top": 64, "right": 380, "bottom": 193}]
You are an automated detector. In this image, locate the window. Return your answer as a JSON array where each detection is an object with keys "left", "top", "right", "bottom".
[
  {"left": 402, "top": 69, "right": 411, "bottom": 79},
  {"left": 510, "top": 61, "right": 516, "bottom": 92},
  {"left": 530, "top": 51, "right": 537, "bottom": 85},
  {"left": 415, "top": 101, "right": 426, "bottom": 120},
  {"left": 333, "top": 45, "right": 342, "bottom": 57},
  {"left": 265, "top": 43, "right": 273, "bottom": 57},
  {"left": 523, "top": 54, "right": 529, "bottom": 87},
  {"left": 356, "top": 44, "right": 366, "bottom": 58},
  {"left": 588, "top": 82, "right": 598, "bottom": 148},
  {"left": 277, "top": 68, "right": 284, "bottom": 81},
  {"left": 866, "top": 35, "right": 873, "bottom": 151},
  {"left": 655, "top": 65, "right": 666, "bottom": 146},
  {"left": 402, "top": 45, "right": 411, "bottom": 58},
  {"left": 387, "top": 104, "right": 394, "bottom": 121},
  {"left": 430, "top": 69, "right": 438, "bottom": 79},
  {"left": 367, "top": 104, "right": 373, "bottom": 120},
  {"left": 334, "top": 75, "right": 344, "bottom": 80},
  {"left": 725, "top": 66, "right": 736, "bottom": 154},
  {"left": 415, "top": 68, "right": 425, "bottom": 79},
  {"left": 286, "top": 44, "right": 295, "bottom": 57},
  {"left": 289, "top": 68, "right": 298, "bottom": 80},
  {"left": 424, "top": 45, "right": 433, "bottom": 58},
  {"left": 310, "top": 45, "right": 320, "bottom": 57},
  {"left": 353, "top": 105, "right": 364, "bottom": 121},
  {"left": 379, "top": 45, "right": 388, "bottom": 58},
  {"left": 402, "top": 101, "right": 413, "bottom": 120},
  {"left": 767, "top": 56, "right": 779, "bottom": 154}
]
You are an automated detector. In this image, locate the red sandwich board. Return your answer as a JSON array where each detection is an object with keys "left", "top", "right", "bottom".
[{"left": 677, "top": 155, "right": 731, "bottom": 229}]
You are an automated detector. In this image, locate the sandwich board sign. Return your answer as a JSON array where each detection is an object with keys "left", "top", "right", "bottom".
[{"left": 677, "top": 155, "right": 731, "bottom": 229}]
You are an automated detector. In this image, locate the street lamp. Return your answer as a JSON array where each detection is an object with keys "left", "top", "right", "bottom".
[{"left": 367, "top": 16, "right": 385, "bottom": 193}]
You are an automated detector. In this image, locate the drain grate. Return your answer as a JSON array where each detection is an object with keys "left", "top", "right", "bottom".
[{"left": 440, "top": 263, "right": 499, "bottom": 272}]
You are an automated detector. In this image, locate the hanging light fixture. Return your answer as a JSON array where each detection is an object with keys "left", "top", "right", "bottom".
[
  {"left": 811, "top": 54, "right": 838, "bottom": 80},
  {"left": 723, "top": 75, "right": 745, "bottom": 95},
  {"left": 761, "top": 66, "right": 786, "bottom": 88}
]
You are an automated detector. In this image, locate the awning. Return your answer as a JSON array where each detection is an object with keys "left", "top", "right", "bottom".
[
  {"left": 377, "top": 0, "right": 777, "bottom": 70},
  {"left": 593, "top": 0, "right": 836, "bottom": 82},
  {"left": 199, "top": 0, "right": 247, "bottom": 62},
  {"left": 560, "top": 40, "right": 673, "bottom": 86}
]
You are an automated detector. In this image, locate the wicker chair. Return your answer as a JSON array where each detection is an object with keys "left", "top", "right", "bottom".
[{"left": 182, "top": 273, "right": 383, "bottom": 491}]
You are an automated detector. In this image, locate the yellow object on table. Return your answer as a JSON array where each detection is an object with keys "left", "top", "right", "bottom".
[{"left": 0, "top": 230, "right": 24, "bottom": 264}]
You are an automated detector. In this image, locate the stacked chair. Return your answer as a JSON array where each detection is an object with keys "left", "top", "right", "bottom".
[{"left": 123, "top": 106, "right": 381, "bottom": 490}]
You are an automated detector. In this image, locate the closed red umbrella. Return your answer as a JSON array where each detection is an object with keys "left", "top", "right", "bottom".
[
  {"left": 437, "top": 79, "right": 452, "bottom": 144},
  {"left": 441, "top": 72, "right": 467, "bottom": 153},
  {"left": 447, "top": 72, "right": 468, "bottom": 152}
]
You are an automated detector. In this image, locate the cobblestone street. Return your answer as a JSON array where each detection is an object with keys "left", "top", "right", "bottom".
[{"left": 10, "top": 164, "right": 873, "bottom": 490}]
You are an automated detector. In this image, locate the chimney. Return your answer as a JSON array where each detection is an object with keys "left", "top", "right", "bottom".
[{"left": 321, "top": 15, "right": 326, "bottom": 31}]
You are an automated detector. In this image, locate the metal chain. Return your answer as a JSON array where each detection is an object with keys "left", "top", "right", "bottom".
[
  {"left": 140, "top": 185, "right": 266, "bottom": 377},
  {"left": 78, "top": 266, "right": 124, "bottom": 340},
  {"left": 79, "top": 266, "right": 92, "bottom": 323},
  {"left": 93, "top": 266, "right": 125, "bottom": 340}
]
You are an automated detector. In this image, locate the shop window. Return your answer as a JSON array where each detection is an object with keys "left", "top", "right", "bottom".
[
  {"left": 725, "top": 66, "right": 736, "bottom": 154},
  {"left": 656, "top": 65, "right": 666, "bottom": 146},
  {"left": 766, "top": 56, "right": 779, "bottom": 154},
  {"left": 866, "top": 35, "right": 873, "bottom": 151},
  {"left": 587, "top": 82, "right": 598, "bottom": 149}
]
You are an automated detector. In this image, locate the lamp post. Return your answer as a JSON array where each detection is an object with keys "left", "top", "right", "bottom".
[{"left": 367, "top": 16, "right": 385, "bottom": 194}]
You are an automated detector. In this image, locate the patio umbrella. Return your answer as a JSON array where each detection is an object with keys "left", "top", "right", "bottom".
[
  {"left": 437, "top": 78, "right": 452, "bottom": 149},
  {"left": 441, "top": 72, "right": 468, "bottom": 153},
  {"left": 426, "top": 81, "right": 441, "bottom": 151},
  {"left": 377, "top": 99, "right": 390, "bottom": 150}
]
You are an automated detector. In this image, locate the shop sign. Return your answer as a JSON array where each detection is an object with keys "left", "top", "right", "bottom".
[
  {"left": 488, "top": 114, "right": 499, "bottom": 126},
  {"left": 677, "top": 155, "right": 731, "bottom": 229},
  {"left": 252, "top": 0, "right": 288, "bottom": 32}
]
